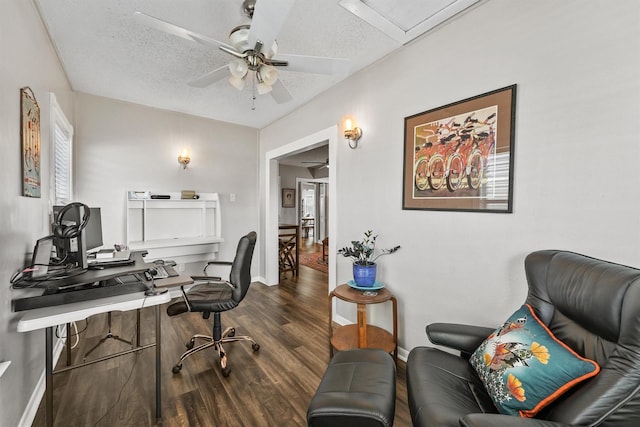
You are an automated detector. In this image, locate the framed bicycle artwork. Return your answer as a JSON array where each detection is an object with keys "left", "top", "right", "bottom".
[{"left": 402, "top": 85, "right": 517, "bottom": 213}]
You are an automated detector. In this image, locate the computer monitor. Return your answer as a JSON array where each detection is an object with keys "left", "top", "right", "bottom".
[
  {"left": 83, "top": 207, "right": 103, "bottom": 252},
  {"left": 52, "top": 204, "right": 103, "bottom": 269},
  {"left": 53, "top": 205, "right": 103, "bottom": 251}
]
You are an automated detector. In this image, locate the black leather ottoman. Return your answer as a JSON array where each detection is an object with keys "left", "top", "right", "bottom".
[{"left": 307, "top": 349, "right": 396, "bottom": 427}]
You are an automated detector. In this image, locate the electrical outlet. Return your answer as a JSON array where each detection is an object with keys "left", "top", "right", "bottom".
[{"left": 230, "top": 193, "right": 236, "bottom": 202}]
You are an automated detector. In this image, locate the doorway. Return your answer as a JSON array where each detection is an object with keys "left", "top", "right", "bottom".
[
  {"left": 297, "top": 178, "right": 329, "bottom": 244},
  {"left": 264, "top": 125, "right": 338, "bottom": 289}
]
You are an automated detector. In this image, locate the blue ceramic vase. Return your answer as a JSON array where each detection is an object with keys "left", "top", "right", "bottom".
[{"left": 353, "top": 263, "right": 377, "bottom": 287}]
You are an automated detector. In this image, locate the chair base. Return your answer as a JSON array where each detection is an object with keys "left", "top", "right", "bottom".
[{"left": 171, "top": 325, "right": 260, "bottom": 376}]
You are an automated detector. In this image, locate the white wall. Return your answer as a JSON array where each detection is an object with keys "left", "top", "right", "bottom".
[
  {"left": 0, "top": 1, "right": 74, "bottom": 426},
  {"left": 279, "top": 164, "right": 313, "bottom": 224},
  {"left": 3, "top": 0, "right": 640, "bottom": 422},
  {"left": 74, "top": 93, "right": 259, "bottom": 270},
  {"left": 259, "top": 0, "right": 640, "bottom": 357}
]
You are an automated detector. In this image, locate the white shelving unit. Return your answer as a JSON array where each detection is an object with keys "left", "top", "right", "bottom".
[{"left": 126, "top": 191, "right": 223, "bottom": 264}]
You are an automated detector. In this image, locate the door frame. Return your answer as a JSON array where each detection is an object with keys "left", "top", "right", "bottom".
[
  {"left": 296, "top": 177, "right": 329, "bottom": 244},
  {"left": 264, "top": 125, "right": 338, "bottom": 289}
]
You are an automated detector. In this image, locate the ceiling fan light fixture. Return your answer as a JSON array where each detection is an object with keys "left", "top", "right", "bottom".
[
  {"left": 260, "top": 65, "right": 279, "bottom": 86},
  {"left": 229, "top": 75, "right": 246, "bottom": 91},
  {"left": 229, "top": 58, "right": 249, "bottom": 78},
  {"left": 266, "top": 41, "right": 278, "bottom": 59},
  {"left": 228, "top": 25, "right": 251, "bottom": 51}
]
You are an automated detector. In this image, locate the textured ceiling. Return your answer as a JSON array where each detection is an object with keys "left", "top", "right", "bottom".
[{"left": 35, "top": 0, "right": 480, "bottom": 130}]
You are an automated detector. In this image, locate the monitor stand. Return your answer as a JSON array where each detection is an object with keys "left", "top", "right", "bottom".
[{"left": 144, "top": 286, "right": 168, "bottom": 296}]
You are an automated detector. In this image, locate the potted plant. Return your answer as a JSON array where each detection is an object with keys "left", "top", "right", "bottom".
[{"left": 338, "top": 230, "right": 401, "bottom": 287}]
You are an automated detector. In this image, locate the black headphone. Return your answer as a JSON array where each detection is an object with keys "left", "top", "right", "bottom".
[{"left": 53, "top": 202, "right": 90, "bottom": 239}]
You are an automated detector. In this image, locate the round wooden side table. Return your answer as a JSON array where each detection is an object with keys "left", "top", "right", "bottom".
[{"left": 328, "top": 283, "right": 398, "bottom": 364}]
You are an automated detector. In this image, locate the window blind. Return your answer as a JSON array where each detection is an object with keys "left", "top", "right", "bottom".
[{"left": 50, "top": 93, "right": 73, "bottom": 205}]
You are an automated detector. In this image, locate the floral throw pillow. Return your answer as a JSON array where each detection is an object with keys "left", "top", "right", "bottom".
[{"left": 470, "top": 304, "right": 600, "bottom": 417}]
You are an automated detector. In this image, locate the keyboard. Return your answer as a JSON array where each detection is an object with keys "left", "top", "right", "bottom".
[
  {"left": 88, "top": 250, "right": 131, "bottom": 265},
  {"left": 154, "top": 265, "right": 169, "bottom": 279},
  {"left": 152, "top": 265, "right": 178, "bottom": 279}
]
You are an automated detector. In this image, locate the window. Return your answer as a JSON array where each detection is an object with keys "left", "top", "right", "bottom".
[
  {"left": 50, "top": 93, "right": 73, "bottom": 205},
  {"left": 484, "top": 152, "right": 510, "bottom": 200},
  {"left": 481, "top": 151, "right": 511, "bottom": 211}
]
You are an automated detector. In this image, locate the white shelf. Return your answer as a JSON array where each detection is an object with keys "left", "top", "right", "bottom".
[
  {"left": 126, "top": 192, "right": 223, "bottom": 263},
  {"left": 128, "top": 236, "right": 223, "bottom": 249}
]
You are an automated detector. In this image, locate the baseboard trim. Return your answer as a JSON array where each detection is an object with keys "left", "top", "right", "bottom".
[{"left": 19, "top": 327, "right": 67, "bottom": 427}]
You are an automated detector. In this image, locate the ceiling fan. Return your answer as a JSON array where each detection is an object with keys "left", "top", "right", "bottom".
[
  {"left": 302, "top": 159, "right": 329, "bottom": 169},
  {"left": 134, "top": 0, "right": 350, "bottom": 106}
]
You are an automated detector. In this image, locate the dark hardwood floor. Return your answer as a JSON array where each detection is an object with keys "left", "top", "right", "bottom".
[{"left": 33, "top": 239, "right": 411, "bottom": 426}]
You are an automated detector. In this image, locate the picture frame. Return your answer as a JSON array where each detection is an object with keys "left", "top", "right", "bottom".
[
  {"left": 402, "top": 85, "right": 517, "bottom": 213},
  {"left": 282, "top": 188, "right": 295, "bottom": 208},
  {"left": 21, "top": 87, "right": 41, "bottom": 198}
]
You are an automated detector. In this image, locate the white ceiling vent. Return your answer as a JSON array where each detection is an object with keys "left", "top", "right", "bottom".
[{"left": 338, "top": 0, "right": 480, "bottom": 44}]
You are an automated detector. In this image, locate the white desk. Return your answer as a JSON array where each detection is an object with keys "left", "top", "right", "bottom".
[{"left": 17, "top": 291, "right": 172, "bottom": 427}]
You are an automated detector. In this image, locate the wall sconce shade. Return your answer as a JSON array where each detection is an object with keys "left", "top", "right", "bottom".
[
  {"left": 344, "top": 118, "right": 363, "bottom": 149},
  {"left": 178, "top": 148, "right": 191, "bottom": 169}
]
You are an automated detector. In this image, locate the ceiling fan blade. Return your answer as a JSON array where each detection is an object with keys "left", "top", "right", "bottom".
[
  {"left": 247, "top": 0, "right": 296, "bottom": 56},
  {"left": 270, "top": 79, "right": 293, "bottom": 104},
  {"left": 134, "top": 11, "right": 233, "bottom": 50},
  {"left": 275, "top": 54, "right": 350, "bottom": 76},
  {"left": 188, "top": 65, "right": 229, "bottom": 88}
]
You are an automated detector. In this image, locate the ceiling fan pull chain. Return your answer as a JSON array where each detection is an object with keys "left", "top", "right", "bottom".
[{"left": 251, "top": 71, "right": 256, "bottom": 110}]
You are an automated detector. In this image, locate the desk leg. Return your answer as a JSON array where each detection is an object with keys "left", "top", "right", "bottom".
[
  {"left": 136, "top": 309, "right": 141, "bottom": 348},
  {"left": 357, "top": 303, "right": 367, "bottom": 348},
  {"left": 45, "top": 326, "right": 54, "bottom": 427},
  {"left": 155, "top": 304, "right": 162, "bottom": 420},
  {"left": 66, "top": 322, "right": 72, "bottom": 366}
]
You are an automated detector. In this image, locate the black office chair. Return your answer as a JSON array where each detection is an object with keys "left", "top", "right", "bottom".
[{"left": 167, "top": 231, "right": 259, "bottom": 377}]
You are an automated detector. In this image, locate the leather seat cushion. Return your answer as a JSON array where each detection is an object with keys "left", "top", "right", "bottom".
[
  {"left": 307, "top": 349, "right": 396, "bottom": 427},
  {"left": 166, "top": 282, "right": 236, "bottom": 316},
  {"left": 407, "top": 347, "right": 498, "bottom": 427}
]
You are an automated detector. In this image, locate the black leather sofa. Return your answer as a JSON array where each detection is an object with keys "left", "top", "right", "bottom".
[{"left": 407, "top": 250, "right": 640, "bottom": 427}]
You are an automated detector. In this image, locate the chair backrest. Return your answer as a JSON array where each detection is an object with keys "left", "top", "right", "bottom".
[
  {"left": 524, "top": 250, "right": 640, "bottom": 426},
  {"left": 228, "top": 231, "right": 257, "bottom": 303}
]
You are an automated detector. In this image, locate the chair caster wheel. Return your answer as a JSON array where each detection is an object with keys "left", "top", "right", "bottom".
[
  {"left": 228, "top": 328, "right": 235, "bottom": 337},
  {"left": 252, "top": 343, "right": 260, "bottom": 352},
  {"left": 222, "top": 366, "right": 231, "bottom": 377},
  {"left": 186, "top": 340, "right": 195, "bottom": 350},
  {"left": 172, "top": 364, "right": 182, "bottom": 374}
]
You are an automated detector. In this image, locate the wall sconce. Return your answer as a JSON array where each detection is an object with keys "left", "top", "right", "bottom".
[
  {"left": 344, "top": 118, "right": 363, "bottom": 149},
  {"left": 178, "top": 148, "right": 191, "bottom": 169}
]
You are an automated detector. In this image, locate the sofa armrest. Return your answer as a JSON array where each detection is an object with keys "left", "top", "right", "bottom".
[
  {"left": 426, "top": 323, "right": 494, "bottom": 355},
  {"left": 460, "top": 414, "right": 574, "bottom": 427}
]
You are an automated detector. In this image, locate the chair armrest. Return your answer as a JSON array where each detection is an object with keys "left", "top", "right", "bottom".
[
  {"left": 426, "top": 323, "right": 494, "bottom": 355},
  {"left": 460, "top": 414, "right": 574, "bottom": 427},
  {"left": 178, "top": 285, "right": 191, "bottom": 311},
  {"left": 190, "top": 276, "right": 222, "bottom": 282},
  {"left": 203, "top": 260, "right": 232, "bottom": 276}
]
